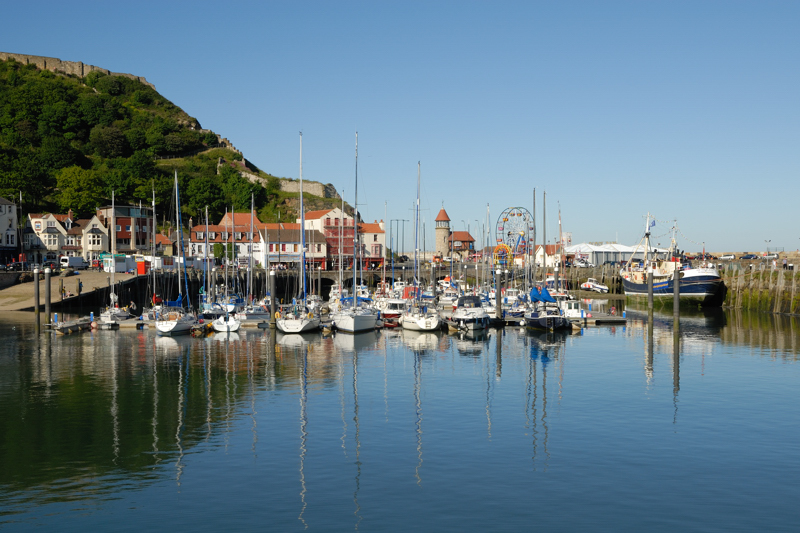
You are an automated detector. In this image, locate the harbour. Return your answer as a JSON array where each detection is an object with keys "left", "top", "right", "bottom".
[{"left": 1, "top": 306, "right": 799, "bottom": 531}]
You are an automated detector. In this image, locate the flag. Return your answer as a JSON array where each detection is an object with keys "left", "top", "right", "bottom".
[{"left": 649, "top": 220, "right": 656, "bottom": 229}]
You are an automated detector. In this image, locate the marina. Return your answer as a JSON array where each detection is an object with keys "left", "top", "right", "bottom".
[{"left": 1, "top": 307, "right": 799, "bottom": 531}]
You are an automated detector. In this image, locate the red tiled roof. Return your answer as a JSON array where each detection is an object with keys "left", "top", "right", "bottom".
[
  {"left": 435, "top": 208, "right": 450, "bottom": 222},
  {"left": 449, "top": 231, "right": 473, "bottom": 242},
  {"left": 304, "top": 209, "right": 334, "bottom": 220},
  {"left": 218, "top": 212, "right": 264, "bottom": 226},
  {"left": 358, "top": 222, "right": 384, "bottom": 234},
  {"left": 155, "top": 234, "right": 172, "bottom": 245}
]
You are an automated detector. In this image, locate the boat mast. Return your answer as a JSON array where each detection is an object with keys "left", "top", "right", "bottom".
[
  {"left": 249, "top": 193, "right": 254, "bottom": 303},
  {"left": 175, "top": 170, "right": 191, "bottom": 308},
  {"left": 532, "top": 188, "right": 536, "bottom": 286},
  {"left": 543, "top": 190, "right": 547, "bottom": 284},
  {"left": 339, "top": 189, "right": 344, "bottom": 300},
  {"left": 205, "top": 205, "right": 209, "bottom": 301},
  {"left": 383, "top": 201, "right": 387, "bottom": 294},
  {"left": 152, "top": 188, "right": 156, "bottom": 304},
  {"left": 110, "top": 190, "right": 116, "bottom": 307},
  {"left": 352, "top": 132, "right": 358, "bottom": 310},
  {"left": 299, "top": 132, "right": 306, "bottom": 301},
  {"left": 414, "top": 162, "right": 420, "bottom": 302}
]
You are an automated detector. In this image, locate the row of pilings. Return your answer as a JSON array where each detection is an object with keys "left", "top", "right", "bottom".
[{"left": 720, "top": 264, "right": 800, "bottom": 314}]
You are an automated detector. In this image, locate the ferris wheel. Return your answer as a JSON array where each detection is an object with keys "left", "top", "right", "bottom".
[{"left": 495, "top": 207, "right": 534, "bottom": 257}]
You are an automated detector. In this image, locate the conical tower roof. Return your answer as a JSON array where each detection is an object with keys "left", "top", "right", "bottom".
[{"left": 435, "top": 207, "right": 450, "bottom": 222}]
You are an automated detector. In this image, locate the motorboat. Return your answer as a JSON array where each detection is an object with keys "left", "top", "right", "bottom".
[
  {"left": 581, "top": 278, "right": 609, "bottom": 293},
  {"left": 449, "top": 294, "right": 490, "bottom": 331}
]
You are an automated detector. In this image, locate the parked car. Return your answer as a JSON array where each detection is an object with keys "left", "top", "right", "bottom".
[
  {"left": 764, "top": 253, "right": 779, "bottom": 260},
  {"left": 720, "top": 254, "right": 735, "bottom": 260},
  {"left": 41, "top": 260, "right": 61, "bottom": 272},
  {"left": 574, "top": 258, "right": 594, "bottom": 268},
  {"left": 8, "top": 262, "right": 30, "bottom": 271},
  {"left": 740, "top": 254, "right": 759, "bottom": 260}
]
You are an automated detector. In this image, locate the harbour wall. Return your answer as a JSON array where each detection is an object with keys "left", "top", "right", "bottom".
[{"left": 720, "top": 264, "right": 800, "bottom": 314}]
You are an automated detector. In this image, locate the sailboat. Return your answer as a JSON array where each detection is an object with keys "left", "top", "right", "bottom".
[
  {"left": 155, "top": 171, "right": 197, "bottom": 336},
  {"left": 401, "top": 162, "right": 440, "bottom": 332},
  {"left": 100, "top": 190, "right": 134, "bottom": 325},
  {"left": 212, "top": 207, "right": 242, "bottom": 332},
  {"left": 277, "top": 132, "right": 320, "bottom": 333},
  {"left": 524, "top": 190, "right": 570, "bottom": 331},
  {"left": 330, "top": 132, "right": 379, "bottom": 333}
]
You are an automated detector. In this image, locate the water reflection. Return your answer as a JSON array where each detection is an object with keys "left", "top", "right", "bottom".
[{"left": 1, "top": 307, "right": 799, "bottom": 529}]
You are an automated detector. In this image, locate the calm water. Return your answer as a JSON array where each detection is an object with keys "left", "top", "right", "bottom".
[{"left": 1, "top": 308, "right": 799, "bottom": 532}]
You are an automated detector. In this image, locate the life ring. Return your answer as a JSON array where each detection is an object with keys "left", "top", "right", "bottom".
[
  {"left": 307, "top": 312, "right": 314, "bottom": 319},
  {"left": 275, "top": 311, "right": 281, "bottom": 319}
]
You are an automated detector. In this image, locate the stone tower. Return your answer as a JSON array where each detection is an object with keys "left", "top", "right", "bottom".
[{"left": 435, "top": 207, "right": 451, "bottom": 257}]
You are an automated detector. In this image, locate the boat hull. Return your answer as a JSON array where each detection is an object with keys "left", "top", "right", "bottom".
[
  {"left": 212, "top": 316, "right": 241, "bottom": 333},
  {"left": 276, "top": 316, "right": 321, "bottom": 333},
  {"left": 331, "top": 310, "right": 379, "bottom": 333},
  {"left": 155, "top": 311, "right": 196, "bottom": 336},
  {"left": 621, "top": 273, "right": 725, "bottom": 306}
]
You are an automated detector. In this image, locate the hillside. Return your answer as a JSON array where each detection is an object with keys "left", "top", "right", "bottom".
[{"left": 0, "top": 55, "right": 345, "bottom": 225}]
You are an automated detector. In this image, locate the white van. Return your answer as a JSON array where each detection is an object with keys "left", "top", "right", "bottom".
[
  {"left": 60, "top": 256, "right": 88, "bottom": 270},
  {"left": 720, "top": 254, "right": 735, "bottom": 260}
]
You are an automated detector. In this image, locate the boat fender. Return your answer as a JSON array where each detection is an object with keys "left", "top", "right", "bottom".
[
  {"left": 307, "top": 312, "right": 313, "bottom": 319},
  {"left": 275, "top": 311, "right": 281, "bottom": 319}
]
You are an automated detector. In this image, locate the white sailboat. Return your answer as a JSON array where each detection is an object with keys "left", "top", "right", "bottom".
[
  {"left": 277, "top": 132, "right": 320, "bottom": 334},
  {"left": 212, "top": 207, "right": 242, "bottom": 333},
  {"left": 401, "top": 162, "right": 440, "bottom": 332},
  {"left": 99, "top": 190, "right": 135, "bottom": 325},
  {"left": 331, "top": 132, "right": 379, "bottom": 333},
  {"left": 155, "top": 171, "right": 197, "bottom": 336}
]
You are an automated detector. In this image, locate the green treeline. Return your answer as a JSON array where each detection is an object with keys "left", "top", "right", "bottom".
[{"left": 0, "top": 58, "right": 283, "bottom": 223}]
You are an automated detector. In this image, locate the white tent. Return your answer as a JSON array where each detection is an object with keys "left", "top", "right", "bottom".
[{"left": 565, "top": 243, "right": 669, "bottom": 265}]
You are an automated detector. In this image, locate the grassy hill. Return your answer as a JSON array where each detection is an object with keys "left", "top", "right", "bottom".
[{"left": 0, "top": 57, "right": 343, "bottom": 225}]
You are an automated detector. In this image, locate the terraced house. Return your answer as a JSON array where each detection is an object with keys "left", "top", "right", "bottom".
[{"left": 0, "top": 196, "right": 18, "bottom": 264}]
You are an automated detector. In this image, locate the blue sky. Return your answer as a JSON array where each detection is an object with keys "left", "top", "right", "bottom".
[{"left": 3, "top": 1, "right": 798, "bottom": 253}]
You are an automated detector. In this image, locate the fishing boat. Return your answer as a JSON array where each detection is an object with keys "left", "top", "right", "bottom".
[
  {"left": 155, "top": 172, "right": 197, "bottom": 336},
  {"left": 276, "top": 133, "right": 320, "bottom": 334},
  {"left": 620, "top": 215, "right": 725, "bottom": 306}
]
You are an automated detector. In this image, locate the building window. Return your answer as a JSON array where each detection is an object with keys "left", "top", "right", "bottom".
[
  {"left": 47, "top": 221, "right": 55, "bottom": 228},
  {"left": 196, "top": 232, "right": 204, "bottom": 240},
  {"left": 125, "top": 225, "right": 131, "bottom": 232},
  {"left": 116, "top": 225, "right": 121, "bottom": 232},
  {"left": 335, "top": 218, "right": 339, "bottom": 227},
  {"left": 316, "top": 244, "right": 321, "bottom": 252},
  {"left": 222, "top": 232, "right": 228, "bottom": 240},
  {"left": 281, "top": 244, "right": 286, "bottom": 252},
  {"left": 373, "top": 234, "right": 377, "bottom": 242}
]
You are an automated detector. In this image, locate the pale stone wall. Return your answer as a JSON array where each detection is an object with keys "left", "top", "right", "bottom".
[
  {"left": 0, "top": 52, "right": 155, "bottom": 89},
  {"left": 279, "top": 180, "right": 340, "bottom": 199}
]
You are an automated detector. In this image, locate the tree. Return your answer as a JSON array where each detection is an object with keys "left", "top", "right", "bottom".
[
  {"left": 55, "top": 166, "right": 105, "bottom": 216},
  {"left": 89, "top": 125, "right": 128, "bottom": 158}
]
